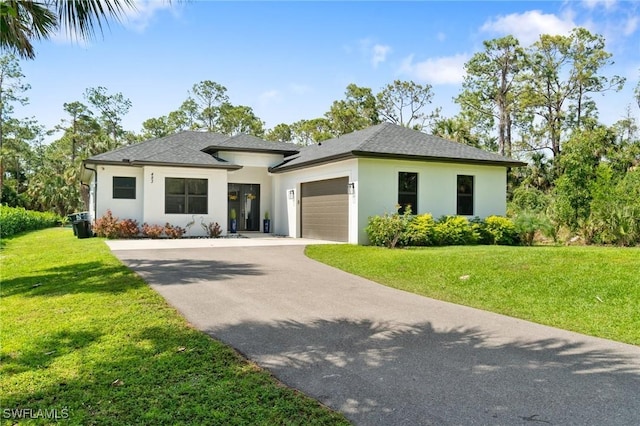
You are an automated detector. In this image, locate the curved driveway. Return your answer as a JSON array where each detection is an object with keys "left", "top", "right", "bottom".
[{"left": 111, "top": 242, "right": 640, "bottom": 425}]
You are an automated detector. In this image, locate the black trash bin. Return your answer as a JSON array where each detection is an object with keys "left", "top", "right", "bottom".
[
  {"left": 73, "top": 220, "right": 93, "bottom": 239},
  {"left": 69, "top": 212, "right": 91, "bottom": 238}
]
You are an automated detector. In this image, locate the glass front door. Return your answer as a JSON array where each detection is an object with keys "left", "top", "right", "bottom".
[{"left": 228, "top": 184, "right": 261, "bottom": 231}]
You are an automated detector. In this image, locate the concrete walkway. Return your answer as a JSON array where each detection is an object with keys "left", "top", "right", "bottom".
[
  {"left": 105, "top": 234, "right": 340, "bottom": 251},
  {"left": 111, "top": 244, "right": 640, "bottom": 425}
]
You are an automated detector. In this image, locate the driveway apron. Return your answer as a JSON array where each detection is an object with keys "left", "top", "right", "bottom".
[{"left": 112, "top": 245, "right": 640, "bottom": 426}]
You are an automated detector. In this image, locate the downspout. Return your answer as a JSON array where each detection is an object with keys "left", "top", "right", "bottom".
[{"left": 83, "top": 164, "right": 97, "bottom": 221}]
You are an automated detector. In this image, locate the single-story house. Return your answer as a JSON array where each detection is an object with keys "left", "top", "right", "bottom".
[{"left": 81, "top": 123, "right": 524, "bottom": 244}]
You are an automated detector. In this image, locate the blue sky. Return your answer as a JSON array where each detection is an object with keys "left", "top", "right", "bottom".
[{"left": 14, "top": 1, "right": 640, "bottom": 142}]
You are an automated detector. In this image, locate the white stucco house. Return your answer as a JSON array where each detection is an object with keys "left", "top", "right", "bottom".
[{"left": 81, "top": 123, "right": 524, "bottom": 244}]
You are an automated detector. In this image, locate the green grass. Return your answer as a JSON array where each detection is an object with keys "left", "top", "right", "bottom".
[
  {"left": 306, "top": 244, "right": 640, "bottom": 345},
  {"left": 1, "top": 228, "right": 349, "bottom": 425}
]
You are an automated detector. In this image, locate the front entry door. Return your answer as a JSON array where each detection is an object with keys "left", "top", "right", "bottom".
[{"left": 228, "top": 184, "right": 261, "bottom": 231}]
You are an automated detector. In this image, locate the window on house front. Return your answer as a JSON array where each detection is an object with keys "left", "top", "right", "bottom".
[
  {"left": 165, "top": 178, "right": 208, "bottom": 214},
  {"left": 113, "top": 177, "right": 136, "bottom": 199},
  {"left": 457, "top": 175, "right": 474, "bottom": 215},
  {"left": 398, "top": 172, "right": 418, "bottom": 214}
]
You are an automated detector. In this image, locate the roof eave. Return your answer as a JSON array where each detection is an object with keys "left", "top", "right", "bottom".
[
  {"left": 351, "top": 151, "right": 526, "bottom": 167},
  {"left": 269, "top": 152, "right": 357, "bottom": 173},
  {"left": 84, "top": 159, "right": 243, "bottom": 170},
  {"left": 203, "top": 146, "right": 299, "bottom": 156},
  {"left": 270, "top": 150, "right": 525, "bottom": 173}
]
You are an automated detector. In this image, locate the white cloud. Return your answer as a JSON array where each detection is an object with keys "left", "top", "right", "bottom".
[
  {"left": 399, "top": 53, "right": 469, "bottom": 85},
  {"left": 371, "top": 44, "right": 391, "bottom": 68},
  {"left": 50, "top": 0, "right": 174, "bottom": 44},
  {"left": 480, "top": 10, "right": 576, "bottom": 45},
  {"left": 356, "top": 38, "right": 392, "bottom": 68},
  {"left": 124, "top": 0, "right": 176, "bottom": 32}
]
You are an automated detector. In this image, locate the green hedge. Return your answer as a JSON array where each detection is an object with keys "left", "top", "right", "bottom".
[
  {"left": 367, "top": 213, "right": 523, "bottom": 248},
  {"left": 0, "top": 206, "right": 63, "bottom": 239}
]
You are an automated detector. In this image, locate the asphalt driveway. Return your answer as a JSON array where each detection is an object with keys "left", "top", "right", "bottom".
[{"left": 111, "top": 244, "right": 640, "bottom": 425}]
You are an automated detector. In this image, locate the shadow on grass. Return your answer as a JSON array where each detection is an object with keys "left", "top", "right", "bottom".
[
  {"left": 1, "top": 330, "right": 102, "bottom": 375},
  {"left": 2, "top": 323, "right": 348, "bottom": 425},
  {"left": 205, "top": 318, "right": 640, "bottom": 425},
  {"left": 115, "top": 258, "right": 264, "bottom": 285},
  {"left": 0, "top": 261, "right": 144, "bottom": 298}
]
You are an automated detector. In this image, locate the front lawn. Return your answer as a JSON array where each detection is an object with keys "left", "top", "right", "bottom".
[
  {"left": 306, "top": 245, "right": 640, "bottom": 345},
  {"left": 0, "top": 228, "right": 348, "bottom": 425}
]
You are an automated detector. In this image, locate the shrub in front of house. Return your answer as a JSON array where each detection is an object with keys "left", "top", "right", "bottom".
[
  {"left": 469, "top": 217, "right": 491, "bottom": 245},
  {"left": 202, "top": 221, "right": 222, "bottom": 238},
  {"left": 118, "top": 219, "right": 140, "bottom": 238},
  {"left": 141, "top": 223, "right": 164, "bottom": 239},
  {"left": 164, "top": 223, "right": 186, "bottom": 239},
  {"left": 94, "top": 211, "right": 140, "bottom": 239},
  {"left": 367, "top": 213, "right": 522, "bottom": 248},
  {"left": 365, "top": 208, "right": 412, "bottom": 248},
  {"left": 94, "top": 211, "right": 218, "bottom": 239},
  {"left": 482, "top": 215, "right": 520, "bottom": 245},
  {"left": 434, "top": 215, "right": 478, "bottom": 246},
  {"left": 405, "top": 213, "right": 437, "bottom": 246},
  {"left": 93, "top": 210, "right": 121, "bottom": 239}
]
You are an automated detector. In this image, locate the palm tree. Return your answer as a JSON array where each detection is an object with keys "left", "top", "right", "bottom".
[{"left": 0, "top": 0, "right": 135, "bottom": 60}]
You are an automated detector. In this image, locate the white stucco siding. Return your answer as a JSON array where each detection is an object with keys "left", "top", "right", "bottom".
[
  {"left": 218, "top": 151, "right": 284, "bottom": 168},
  {"left": 357, "top": 158, "right": 508, "bottom": 244},
  {"left": 142, "top": 166, "right": 228, "bottom": 237},
  {"left": 94, "top": 165, "right": 144, "bottom": 223},
  {"left": 273, "top": 159, "right": 359, "bottom": 243}
]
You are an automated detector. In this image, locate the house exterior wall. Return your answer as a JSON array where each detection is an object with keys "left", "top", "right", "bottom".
[
  {"left": 90, "top": 155, "right": 507, "bottom": 243},
  {"left": 273, "top": 159, "right": 359, "bottom": 243},
  {"left": 357, "top": 158, "right": 507, "bottom": 243},
  {"left": 93, "top": 165, "right": 145, "bottom": 223},
  {"left": 217, "top": 151, "right": 284, "bottom": 168},
  {"left": 141, "top": 166, "right": 228, "bottom": 236},
  {"left": 90, "top": 155, "right": 282, "bottom": 237}
]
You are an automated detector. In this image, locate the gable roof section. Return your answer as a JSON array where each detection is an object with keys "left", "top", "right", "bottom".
[
  {"left": 85, "top": 131, "right": 299, "bottom": 169},
  {"left": 270, "top": 123, "right": 525, "bottom": 172},
  {"left": 204, "top": 133, "right": 299, "bottom": 155}
]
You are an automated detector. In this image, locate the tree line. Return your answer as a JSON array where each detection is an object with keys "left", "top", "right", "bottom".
[{"left": 1, "top": 27, "right": 639, "bottom": 244}]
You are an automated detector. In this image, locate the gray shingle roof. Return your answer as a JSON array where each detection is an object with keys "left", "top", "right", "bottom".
[
  {"left": 86, "top": 131, "right": 299, "bottom": 169},
  {"left": 270, "top": 123, "right": 524, "bottom": 172},
  {"left": 86, "top": 125, "right": 524, "bottom": 171}
]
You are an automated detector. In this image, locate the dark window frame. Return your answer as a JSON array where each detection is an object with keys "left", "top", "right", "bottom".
[
  {"left": 165, "top": 178, "right": 208, "bottom": 214},
  {"left": 456, "top": 175, "right": 474, "bottom": 216},
  {"left": 398, "top": 172, "right": 418, "bottom": 214},
  {"left": 113, "top": 176, "right": 136, "bottom": 199}
]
